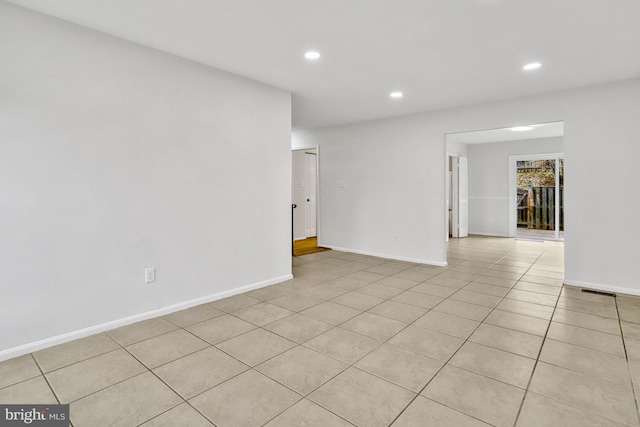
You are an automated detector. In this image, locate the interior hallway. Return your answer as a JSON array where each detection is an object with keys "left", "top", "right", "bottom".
[{"left": 1, "top": 236, "right": 639, "bottom": 426}]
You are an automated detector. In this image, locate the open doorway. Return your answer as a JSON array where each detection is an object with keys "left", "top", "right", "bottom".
[
  {"left": 292, "top": 148, "right": 328, "bottom": 256},
  {"left": 510, "top": 154, "right": 564, "bottom": 240},
  {"left": 446, "top": 121, "right": 564, "bottom": 241},
  {"left": 445, "top": 153, "right": 469, "bottom": 241}
]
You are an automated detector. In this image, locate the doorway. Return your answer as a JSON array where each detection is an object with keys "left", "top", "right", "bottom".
[
  {"left": 510, "top": 154, "right": 564, "bottom": 240},
  {"left": 446, "top": 153, "right": 469, "bottom": 241},
  {"left": 292, "top": 147, "right": 327, "bottom": 256}
]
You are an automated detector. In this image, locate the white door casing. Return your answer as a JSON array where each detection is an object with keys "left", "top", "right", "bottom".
[{"left": 458, "top": 156, "right": 469, "bottom": 238}]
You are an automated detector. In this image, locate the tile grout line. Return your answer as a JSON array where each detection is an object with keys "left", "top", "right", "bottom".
[{"left": 614, "top": 297, "right": 640, "bottom": 425}]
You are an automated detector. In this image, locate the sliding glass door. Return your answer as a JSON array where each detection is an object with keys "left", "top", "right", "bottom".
[{"left": 511, "top": 155, "right": 564, "bottom": 241}]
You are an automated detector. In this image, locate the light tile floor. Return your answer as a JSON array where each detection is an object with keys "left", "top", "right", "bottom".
[{"left": 2, "top": 236, "right": 640, "bottom": 426}]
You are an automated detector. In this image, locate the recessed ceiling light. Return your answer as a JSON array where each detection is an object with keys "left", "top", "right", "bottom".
[
  {"left": 523, "top": 62, "right": 542, "bottom": 71},
  {"left": 304, "top": 51, "right": 321, "bottom": 60},
  {"left": 510, "top": 126, "right": 534, "bottom": 132},
  {"left": 390, "top": 92, "right": 403, "bottom": 98}
]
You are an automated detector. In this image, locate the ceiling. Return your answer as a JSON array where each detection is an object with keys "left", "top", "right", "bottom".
[
  {"left": 447, "top": 121, "right": 564, "bottom": 144},
  {"left": 7, "top": 0, "right": 640, "bottom": 130}
]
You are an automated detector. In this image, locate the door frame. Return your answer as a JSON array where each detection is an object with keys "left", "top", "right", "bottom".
[
  {"left": 508, "top": 153, "right": 564, "bottom": 240},
  {"left": 292, "top": 146, "right": 321, "bottom": 243}
]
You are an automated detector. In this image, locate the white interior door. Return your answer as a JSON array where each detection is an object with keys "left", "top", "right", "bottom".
[
  {"left": 305, "top": 153, "right": 317, "bottom": 237},
  {"left": 459, "top": 156, "right": 469, "bottom": 237},
  {"left": 451, "top": 156, "right": 459, "bottom": 238}
]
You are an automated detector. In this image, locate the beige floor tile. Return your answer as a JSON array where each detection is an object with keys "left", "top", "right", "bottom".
[
  {"left": 389, "top": 325, "right": 464, "bottom": 362},
  {"left": 126, "top": 329, "right": 209, "bottom": 369},
  {"left": 422, "top": 364, "right": 524, "bottom": 427},
  {"left": 547, "top": 322, "right": 625, "bottom": 356},
  {"left": 368, "top": 300, "right": 427, "bottom": 323},
  {"left": 233, "top": 302, "right": 295, "bottom": 326},
  {"left": 625, "top": 338, "right": 640, "bottom": 360},
  {"left": 355, "top": 343, "right": 442, "bottom": 392},
  {"left": 163, "top": 304, "right": 224, "bottom": 327},
  {"left": 377, "top": 276, "right": 421, "bottom": 289},
  {"left": 425, "top": 275, "right": 470, "bottom": 289},
  {"left": 450, "top": 290, "right": 502, "bottom": 308},
  {"left": 561, "top": 287, "right": 615, "bottom": 304},
  {"left": 304, "top": 327, "right": 381, "bottom": 364},
  {"left": 70, "top": 372, "right": 181, "bottom": 427},
  {"left": 268, "top": 292, "right": 325, "bottom": 311},
  {"left": 520, "top": 274, "right": 563, "bottom": 287},
  {"left": 331, "top": 291, "right": 385, "bottom": 311},
  {"left": 469, "top": 323, "right": 542, "bottom": 359},
  {"left": 209, "top": 294, "right": 262, "bottom": 313},
  {"left": 245, "top": 284, "right": 293, "bottom": 301},
  {"left": 439, "top": 270, "right": 479, "bottom": 282},
  {"left": 619, "top": 306, "right": 640, "bottom": 324},
  {"left": 153, "top": 347, "right": 248, "bottom": 399},
  {"left": 185, "top": 314, "right": 256, "bottom": 344},
  {"left": 357, "top": 283, "right": 404, "bottom": 299},
  {"left": 463, "top": 282, "right": 510, "bottom": 297},
  {"left": 33, "top": 333, "right": 120, "bottom": 373},
  {"left": 391, "top": 291, "right": 444, "bottom": 309},
  {"left": 449, "top": 341, "right": 535, "bottom": 388},
  {"left": 343, "top": 271, "right": 387, "bottom": 284},
  {"left": 256, "top": 346, "right": 347, "bottom": 395},
  {"left": 496, "top": 298, "right": 554, "bottom": 320},
  {"left": 301, "top": 283, "right": 351, "bottom": 300},
  {"left": 108, "top": 318, "right": 178, "bottom": 347},
  {"left": 516, "top": 392, "right": 628, "bottom": 427},
  {"left": 300, "top": 301, "right": 361, "bottom": 325},
  {"left": 46, "top": 349, "right": 146, "bottom": 402},
  {"left": 529, "top": 362, "right": 638, "bottom": 426},
  {"left": 263, "top": 313, "right": 333, "bottom": 343},
  {"left": 309, "top": 367, "right": 415, "bottom": 427},
  {"left": 141, "top": 403, "right": 214, "bottom": 426},
  {"left": 472, "top": 275, "right": 517, "bottom": 288},
  {"left": 340, "top": 312, "right": 406, "bottom": 341},
  {"left": 0, "top": 354, "right": 41, "bottom": 389},
  {"left": 539, "top": 339, "right": 630, "bottom": 385},
  {"left": 623, "top": 321, "right": 640, "bottom": 340},
  {"left": 264, "top": 398, "right": 353, "bottom": 427},
  {"left": 505, "top": 289, "right": 558, "bottom": 306},
  {"left": 190, "top": 370, "right": 300, "bottom": 427},
  {"left": 215, "top": 328, "right": 296, "bottom": 366},
  {"left": 433, "top": 299, "right": 492, "bottom": 321},
  {"left": 393, "top": 396, "right": 491, "bottom": 427},
  {"left": 513, "top": 281, "right": 561, "bottom": 295},
  {"left": 552, "top": 308, "right": 621, "bottom": 335},
  {"left": 409, "top": 282, "right": 458, "bottom": 298},
  {"left": 414, "top": 310, "right": 480, "bottom": 339},
  {"left": 484, "top": 309, "right": 549, "bottom": 336},
  {"left": 482, "top": 270, "right": 523, "bottom": 280},
  {"left": 556, "top": 297, "right": 618, "bottom": 319},
  {"left": 0, "top": 376, "right": 58, "bottom": 404}
]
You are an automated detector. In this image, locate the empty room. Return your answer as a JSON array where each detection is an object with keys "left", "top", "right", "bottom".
[{"left": 1, "top": 1, "right": 640, "bottom": 426}]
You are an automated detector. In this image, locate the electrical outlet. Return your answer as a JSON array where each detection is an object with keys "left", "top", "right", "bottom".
[{"left": 144, "top": 267, "right": 156, "bottom": 283}]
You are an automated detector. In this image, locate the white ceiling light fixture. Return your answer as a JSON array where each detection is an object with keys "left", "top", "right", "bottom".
[
  {"left": 390, "top": 92, "right": 403, "bottom": 98},
  {"left": 304, "top": 51, "right": 321, "bottom": 60},
  {"left": 510, "top": 126, "right": 534, "bottom": 132},
  {"left": 523, "top": 62, "right": 542, "bottom": 71}
]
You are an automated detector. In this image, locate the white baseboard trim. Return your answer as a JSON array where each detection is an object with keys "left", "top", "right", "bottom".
[
  {"left": 563, "top": 279, "right": 640, "bottom": 297},
  {"left": 0, "top": 273, "right": 293, "bottom": 362},
  {"left": 294, "top": 237, "right": 307, "bottom": 241},
  {"left": 326, "top": 245, "right": 447, "bottom": 267}
]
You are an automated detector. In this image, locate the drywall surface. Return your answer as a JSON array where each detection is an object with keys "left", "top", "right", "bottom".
[
  {"left": 293, "top": 77, "right": 640, "bottom": 295},
  {"left": 467, "top": 137, "right": 563, "bottom": 236},
  {"left": 0, "top": 2, "right": 292, "bottom": 356}
]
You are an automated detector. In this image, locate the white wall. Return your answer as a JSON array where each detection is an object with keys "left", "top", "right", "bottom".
[
  {"left": 0, "top": 2, "right": 292, "bottom": 359},
  {"left": 467, "top": 137, "right": 564, "bottom": 236},
  {"left": 293, "top": 77, "right": 640, "bottom": 295}
]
